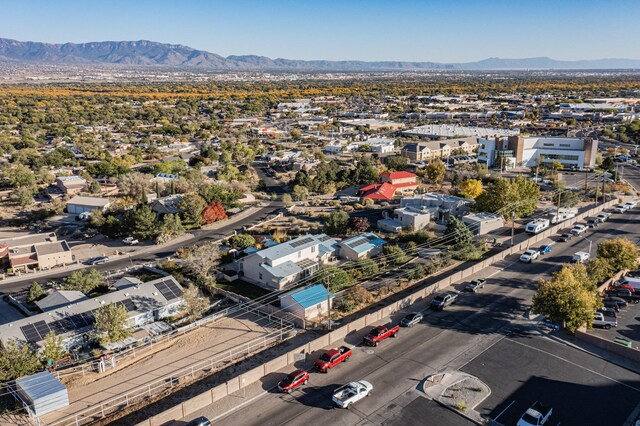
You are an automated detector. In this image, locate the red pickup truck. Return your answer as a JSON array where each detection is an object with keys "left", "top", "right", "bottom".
[
  {"left": 363, "top": 324, "right": 399, "bottom": 346},
  {"left": 314, "top": 346, "right": 352, "bottom": 373}
]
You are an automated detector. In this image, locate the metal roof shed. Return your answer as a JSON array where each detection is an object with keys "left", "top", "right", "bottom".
[{"left": 15, "top": 371, "right": 69, "bottom": 416}]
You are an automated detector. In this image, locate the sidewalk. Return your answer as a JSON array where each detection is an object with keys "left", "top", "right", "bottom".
[{"left": 423, "top": 370, "right": 491, "bottom": 425}]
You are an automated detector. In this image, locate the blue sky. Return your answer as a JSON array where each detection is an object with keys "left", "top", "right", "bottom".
[{"left": 1, "top": 0, "right": 639, "bottom": 62}]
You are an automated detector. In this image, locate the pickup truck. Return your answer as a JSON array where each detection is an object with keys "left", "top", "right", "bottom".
[
  {"left": 332, "top": 381, "right": 372, "bottom": 409},
  {"left": 593, "top": 312, "right": 618, "bottom": 329},
  {"left": 465, "top": 278, "right": 486, "bottom": 292},
  {"left": 517, "top": 401, "right": 553, "bottom": 426},
  {"left": 430, "top": 292, "right": 458, "bottom": 310},
  {"left": 363, "top": 324, "right": 399, "bottom": 346},
  {"left": 570, "top": 224, "right": 588, "bottom": 235},
  {"left": 315, "top": 346, "right": 352, "bottom": 373}
]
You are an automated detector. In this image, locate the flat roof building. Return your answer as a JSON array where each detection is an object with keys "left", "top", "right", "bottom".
[{"left": 403, "top": 124, "right": 519, "bottom": 139}]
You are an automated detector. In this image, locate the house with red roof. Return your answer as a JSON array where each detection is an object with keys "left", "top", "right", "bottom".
[{"left": 358, "top": 171, "right": 418, "bottom": 201}]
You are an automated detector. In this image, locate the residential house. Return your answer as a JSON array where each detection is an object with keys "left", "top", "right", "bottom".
[
  {"left": 461, "top": 212, "right": 504, "bottom": 236},
  {"left": 358, "top": 171, "right": 419, "bottom": 202},
  {"left": 377, "top": 206, "right": 431, "bottom": 233},
  {"left": 338, "top": 233, "right": 386, "bottom": 261},
  {"left": 399, "top": 193, "right": 472, "bottom": 225},
  {"left": 56, "top": 176, "right": 87, "bottom": 195},
  {"left": 151, "top": 194, "right": 183, "bottom": 215},
  {"left": 66, "top": 196, "right": 111, "bottom": 215},
  {"left": 279, "top": 284, "right": 333, "bottom": 320},
  {"left": 0, "top": 276, "right": 184, "bottom": 350},
  {"left": 239, "top": 234, "right": 339, "bottom": 290},
  {"left": 35, "top": 291, "right": 88, "bottom": 313},
  {"left": 0, "top": 233, "right": 75, "bottom": 272}
]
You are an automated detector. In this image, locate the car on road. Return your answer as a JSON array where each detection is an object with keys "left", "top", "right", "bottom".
[
  {"left": 624, "top": 199, "right": 638, "bottom": 209},
  {"left": 332, "top": 381, "right": 372, "bottom": 409},
  {"left": 430, "top": 292, "right": 458, "bottom": 310},
  {"left": 84, "top": 256, "right": 108, "bottom": 265},
  {"left": 465, "top": 278, "right": 486, "bottom": 292},
  {"left": 538, "top": 245, "right": 552, "bottom": 255},
  {"left": 520, "top": 249, "right": 540, "bottom": 263},
  {"left": 596, "top": 212, "right": 611, "bottom": 222},
  {"left": 185, "top": 417, "right": 211, "bottom": 426},
  {"left": 613, "top": 204, "right": 630, "bottom": 213},
  {"left": 400, "top": 312, "right": 423, "bottom": 327},
  {"left": 572, "top": 251, "right": 590, "bottom": 263},
  {"left": 278, "top": 369, "right": 309, "bottom": 393},
  {"left": 558, "top": 233, "right": 573, "bottom": 242},
  {"left": 122, "top": 237, "right": 139, "bottom": 245},
  {"left": 570, "top": 224, "right": 588, "bottom": 235},
  {"left": 593, "top": 312, "right": 618, "bottom": 329},
  {"left": 586, "top": 217, "right": 601, "bottom": 228},
  {"left": 363, "top": 324, "right": 399, "bottom": 346},
  {"left": 315, "top": 346, "right": 352, "bottom": 373}
]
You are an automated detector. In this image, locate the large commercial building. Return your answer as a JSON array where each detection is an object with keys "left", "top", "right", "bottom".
[
  {"left": 403, "top": 124, "right": 519, "bottom": 139},
  {"left": 478, "top": 136, "right": 598, "bottom": 170},
  {"left": 401, "top": 136, "right": 479, "bottom": 162}
]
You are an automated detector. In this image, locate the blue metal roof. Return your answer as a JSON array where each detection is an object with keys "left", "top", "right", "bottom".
[
  {"left": 288, "top": 284, "right": 333, "bottom": 309},
  {"left": 340, "top": 232, "right": 386, "bottom": 254}
]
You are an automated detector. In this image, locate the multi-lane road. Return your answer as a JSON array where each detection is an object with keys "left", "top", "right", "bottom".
[{"left": 184, "top": 207, "right": 640, "bottom": 426}]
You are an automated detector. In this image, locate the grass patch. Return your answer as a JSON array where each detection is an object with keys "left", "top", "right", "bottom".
[{"left": 216, "top": 280, "right": 272, "bottom": 300}]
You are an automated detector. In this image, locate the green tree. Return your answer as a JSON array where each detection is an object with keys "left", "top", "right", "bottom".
[
  {"left": 41, "top": 331, "right": 67, "bottom": 363},
  {"left": 383, "top": 244, "right": 409, "bottom": 266},
  {"left": 63, "top": 269, "right": 103, "bottom": 294},
  {"left": 178, "top": 193, "right": 207, "bottom": 228},
  {"left": 325, "top": 210, "right": 350, "bottom": 235},
  {"left": 597, "top": 238, "right": 640, "bottom": 272},
  {"left": 282, "top": 193, "right": 293, "bottom": 207},
  {"left": 445, "top": 216, "right": 474, "bottom": 250},
  {"left": 292, "top": 185, "right": 310, "bottom": 201},
  {"left": 532, "top": 263, "right": 602, "bottom": 333},
  {"left": 6, "top": 164, "right": 36, "bottom": 188},
  {"left": 27, "top": 281, "right": 46, "bottom": 302},
  {"left": 159, "top": 213, "right": 185, "bottom": 237},
  {"left": 319, "top": 268, "right": 353, "bottom": 292},
  {"left": 587, "top": 256, "right": 615, "bottom": 284},
  {"left": 125, "top": 205, "right": 158, "bottom": 239},
  {"left": 10, "top": 187, "right": 35, "bottom": 208},
  {"left": 475, "top": 176, "right": 540, "bottom": 218},
  {"left": 0, "top": 339, "right": 41, "bottom": 381},
  {"left": 409, "top": 263, "right": 426, "bottom": 281},
  {"left": 385, "top": 155, "right": 409, "bottom": 172},
  {"left": 117, "top": 173, "right": 151, "bottom": 202},
  {"left": 88, "top": 181, "right": 102, "bottom": 194},
  {"left": 181, "top": 284, "right": 209, "bottom": 321},
  {"left": 356, "top": 258, "right": 379, "bottom": 277},
  {"left": 559, "top": 190, "right": 581, "bottom": 208},
  {"left": 229, "top": 234, "right": 256, "bottom": 250},
  {"left": 352, "top": 157, "right": 379, "bottom": 184},
  {"left": 424, "top": 160, "right": 446, "bottom": 186},
  {"left": 94, "top": 303, "right": 131, "bottom": 345}
]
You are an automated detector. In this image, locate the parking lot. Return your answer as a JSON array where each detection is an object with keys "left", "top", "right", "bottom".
[
  {"left": 462, "top": 332, "right": 640, "bottom": 426},
  {"left": 591, "top": 283, "right": 640, "bottom": 344}
]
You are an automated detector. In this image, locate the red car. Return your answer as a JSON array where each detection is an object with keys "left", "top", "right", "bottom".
[
  {"left": 277, "top": 369, "right": 309, "bottom": 393},
  {"left": 314, "top": 346, "right": 352, "bottom": 373},
  {"left": 363, "top": 325, "right": 399, "bottom": 347}
]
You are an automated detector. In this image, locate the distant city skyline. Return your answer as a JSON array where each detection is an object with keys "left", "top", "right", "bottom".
[{"left": 1, "top": 0, "right": 640, "bottom": 62}]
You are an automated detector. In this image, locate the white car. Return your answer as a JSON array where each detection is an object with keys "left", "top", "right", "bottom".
[
  {"left": 613, "top": 204, "right": 630, "bottom": 213},
  {"left": 596, "top": 212, "right": 610, "bottom": 222},
  {"left": 122, "top": 237, "right": 139, "bottom": 245},
  {"left": 624, "top": 199, "right": 638, "bottom": 209},
  {"left": 520, "top": 249, "right": 540, "bottom": 263},
  {"left": 332, "top": 381, "right": 372, "bottom": 409},
  {"left": 570, "top": 224, "right": 588, "bottom": 235}
]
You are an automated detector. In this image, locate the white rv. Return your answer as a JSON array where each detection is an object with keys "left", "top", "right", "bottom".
[
  {"left": 525, "top": 218, "right": 550, "bottom": 234},
  {"left": 547, "top": 208, "right": 577, "bottom": 224}
]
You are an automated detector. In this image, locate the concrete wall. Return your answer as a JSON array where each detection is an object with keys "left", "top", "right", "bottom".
[
  {"left": 576, "top": 328, "right": 640, "bottom": 361},
  {"left": 136, "top": 200, "right": 617, "bottom": 426}
]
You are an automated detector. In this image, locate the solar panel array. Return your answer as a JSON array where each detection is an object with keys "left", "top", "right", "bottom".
[
  {"left": 365, "top": 234, "right": 378, "bottom": 242},
  {"left": 296, "top": 258, "right": 316, "bottom": 269},
  {"left": 290, "top": 237, "right": 314, "bottom": 248},
  {"left": 318, "top": 235, "right": 333, "bottom": 242},
  {"left": 348, "top": 238, "right": 368, "bottom": 248},
  {"left": 154, "top": 279, "right": 183, "bottom": 301},
  {"left": 117, "top": 299, "right": 137, "bottom": 312},
  {"left": 20, "top": 311, "right": 98, "bottom": 343}
]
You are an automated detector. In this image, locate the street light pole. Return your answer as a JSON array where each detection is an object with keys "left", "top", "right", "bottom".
[{"left": 511, "top": 210, "right": 515, "bottom": 246}]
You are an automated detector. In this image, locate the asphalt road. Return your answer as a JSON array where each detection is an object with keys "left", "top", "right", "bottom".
[
  {"left": 0, "top": 205, "right": 278, "bottom": 293},
  {"left": 189, "top": 206, "right": 640, "bottom": 426}
]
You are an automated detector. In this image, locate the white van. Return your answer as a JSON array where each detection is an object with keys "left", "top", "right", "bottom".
[
  {"left": 572, "top": 251, "right": 590, "bottom": 263},
  {"left": 525, "top": 218, "right": 550, "bottom": 234}
]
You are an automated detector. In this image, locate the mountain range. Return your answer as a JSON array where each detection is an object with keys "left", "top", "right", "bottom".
[{"left": 1, "top": 37, "right": 640, "bottom": 71}]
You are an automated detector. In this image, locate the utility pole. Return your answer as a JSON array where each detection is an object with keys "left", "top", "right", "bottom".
[
  {"left": 324, "top": 272, "right": 332, "bottom": 332},
  {"left": 511, "top": 210, "right": 515, "bottom": 246},
  {"left": 556, "top": 191, "right": 561, "bottom": 219}
]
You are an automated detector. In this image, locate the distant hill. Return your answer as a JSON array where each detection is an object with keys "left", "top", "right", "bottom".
[{"left": 2, "top": 37, "right": 640, "bottom": 71}]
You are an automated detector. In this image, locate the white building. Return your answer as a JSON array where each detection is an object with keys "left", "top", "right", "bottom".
[
  {"left": 338, "top": 233, "right": 386, "bottom": 261},
  {"left": 279, "top": 284, "right": 333, "bottom": 320},
  {"left": 461, "top": 212, "right": 504, "bottom": 236},
  {"left": 66, "top": 196, "right": 111, "bottom": 214},
  {"left": 399, "top": 193, "right": 472, "bottom": 225},
  {"left": 377, "top": 206, "right": 431, "bottom": 233},
  {"left": 403, "top": 124, "right": 519, "bottom": 139},
  {"left": 239, "top": 234, "right": 339, "bottom": 290},
  {"left": 347, "top": 138, "right": 396, "bottom": 154}
]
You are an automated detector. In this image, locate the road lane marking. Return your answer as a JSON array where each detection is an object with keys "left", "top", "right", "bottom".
[
  {"left": 505, "top": 338, "right": 640, "bottom": 393},
  {"left": 493, "top": 399, "right": 516, "bottom": 422}
]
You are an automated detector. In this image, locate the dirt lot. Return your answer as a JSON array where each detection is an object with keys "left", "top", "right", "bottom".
[{"left": 40, "top": 312, "right": 282, "bottom": 425}]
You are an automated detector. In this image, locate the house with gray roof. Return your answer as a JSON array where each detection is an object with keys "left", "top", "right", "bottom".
[{"left": 239, "top": 234, "right": 339, "bottom": 290}]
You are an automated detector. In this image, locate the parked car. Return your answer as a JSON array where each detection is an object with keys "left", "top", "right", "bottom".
[
  {"left": 624, "top": 199, "right": 638, "bottom": 209},
  {"left": 122, "top": 237, "right": 139, "bottom": 245},
  {"left": 520, "top": 249, "right": 540, "bottom": 263},
  {"left": 400, "top": 312, "right": 423, "bottom": 327},
  {"left": 430, "top": 292, "right": 458, "bottom": 310},
  {"left": 538, "top": 245, "right": 552, "bottom": 255},
  {"left": 465, "top": 278, "right": 486, "bottom": 292},
  {"left": 363, "top": 324, "right": 399, "bottom": 346},
  {"left": 185, "top": 417, "right": 211, "bottom": 426},
  {"left": 517, "top": 401, "right": 553, "bottom": 426},
  {"left": 596, "top": 212, "right": 610, "bottom": 222},
  {"left": 603, "top": 296, "right": 628, "bottom": 309},
  {"left": 605, "top": 289, "right": 640, "bottom": 304},
  {"left": 597, "top": 307, "right": 618, "bottom": 318},
  {"left": 586, "top": 217, "right": 601, "bottom": 228},
  {"left": 614, "top": 283, "right": 640, "bottom": 295},
  {"left": 84, "top": 256, "right": 108, "bottom": 265},
  {"left": 75, "top": 211, "right": 92, "bottom": 221},
  {"left": 558, "top": 233, "right": 573, "bottom": 242},
  {"left": 593, "top": 312, "right": 617, "bottom": 329},
  {"left": 315, "top": 346, "right": 352, "bottom": 373},
  {"left": 570, "top": 224, "right": 588, "bottom": 235},
  {"left": 278, "top": 369, "right": 309, "bottom": 393},
  {"left": 613, "top": 204, "right": 630, "bottom": 213},
  {"left": 572, "top": 251, "right": 590, "bottom": 263},
  {"left": 332, "top": 381, "right": 372, "bottom": 409}
]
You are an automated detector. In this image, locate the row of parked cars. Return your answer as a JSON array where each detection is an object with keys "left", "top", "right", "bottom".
[{"left": 594, "top": 272, "right": 640, "bottom": 329}]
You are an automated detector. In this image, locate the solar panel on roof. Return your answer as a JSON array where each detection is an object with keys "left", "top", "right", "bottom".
[
  {"left": 154, "top": 279, "right": 183, "bottom": 301},
  {"left": 118, "top": 299, "right": 137, "bottom": 312},
  {"left": 364, "top": 234, "right": 378, "bottom": 242},
  {"left": 20, "top": 324, "right": 41, "bottom": 343},
  {"left": 318, "top": 235, "right": 332, "bottom": 242},
  {"left": 290, "top": 237, "right": 313, "bottom": 248},
  {"left": 348, "top": 238, "right": 368, "bottom": 248}
]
